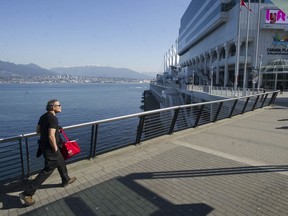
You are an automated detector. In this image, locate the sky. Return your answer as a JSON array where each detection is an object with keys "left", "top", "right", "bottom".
[
  {"left": 271, "top": 0, "right": 288, "bottom": 14},
  {"left": 0, "top": 0, "right": 191, "bottom": 73}
]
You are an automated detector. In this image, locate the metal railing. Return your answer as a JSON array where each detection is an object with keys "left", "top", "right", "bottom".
[
  {"left": 0, "top": 91, "right": 278, "bottom": 183},
  {"left": 151, "top": 81, "right": 264, "bottom": 98}
]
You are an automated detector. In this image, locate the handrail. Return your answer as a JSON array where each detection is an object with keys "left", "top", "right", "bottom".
[
  {"left": 150, "top": 81, "right": 264, "bottom": 98},
  {"left": 23, "top": 91, "right": 274, "bottom": 134},
  {"left": 0, "top": 90, "right": 279, "bottom": 183}
]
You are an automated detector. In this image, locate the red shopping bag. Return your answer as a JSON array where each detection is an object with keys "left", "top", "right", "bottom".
[{"left": 60, "top": 129, "right": 80, "bottom": 160}]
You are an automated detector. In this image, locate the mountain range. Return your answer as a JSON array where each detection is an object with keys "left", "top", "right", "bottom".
[
  {"left": 0, "top": 61, "right": 57, "bottom": 77},
  {"left": 51, "top": 65, "right": 153, "bottom": 79},
  {"left": 0, "top": 60, "right": 155, "bottom": 80}
]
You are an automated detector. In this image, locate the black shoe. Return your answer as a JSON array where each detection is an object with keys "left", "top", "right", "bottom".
[{"left": 62, "top": 177, "right": 76, "bottom": 187}]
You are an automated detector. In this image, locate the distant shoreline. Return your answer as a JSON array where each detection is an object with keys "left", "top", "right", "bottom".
[{"left": 0, "top": 75, "right": 152, "bottom": 84}]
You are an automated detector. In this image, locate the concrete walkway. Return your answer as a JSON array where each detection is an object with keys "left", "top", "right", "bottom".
[{"left": 1, "top": 93, "right": 287, "bottom": 216}]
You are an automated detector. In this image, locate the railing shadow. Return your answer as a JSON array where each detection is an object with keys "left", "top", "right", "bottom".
[
  {"left": 124, "top": 165, "right": 288, "bottom": 180},
  {"left": 278, "top": 119, "right": 288, "bottom": 121},
  {"left": 276, "top": 126, "right": 288, "bottom": 130},
  {"left": 64, "top": 197, "right": 97, "bottom": 216}
]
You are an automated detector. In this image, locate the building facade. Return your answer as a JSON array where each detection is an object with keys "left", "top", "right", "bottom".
[{"left": 176, "top": 0, "right": 288, "bottom": 90}]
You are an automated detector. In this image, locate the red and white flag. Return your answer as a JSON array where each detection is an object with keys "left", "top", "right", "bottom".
[{"left": 240, "top": 0, "right": 252, "bottom": 11}]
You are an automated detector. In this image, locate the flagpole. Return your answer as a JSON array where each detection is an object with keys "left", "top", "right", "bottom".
[
  {"left": 234, "top": 1, "right": 242, "bottom": 90},
  {"left": 254, "top": 1, "right": 261, "bottom": 68},
  {"left": 242, "top": 0, "right": 251, "bottom": 96},
  {"left": 256, "top": 1, "right": 262, "bottom": 91}
]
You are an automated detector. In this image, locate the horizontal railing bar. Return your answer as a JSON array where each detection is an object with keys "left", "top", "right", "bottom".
[{"left": 0, "top": 136, "right": 22, "bottom": 143}]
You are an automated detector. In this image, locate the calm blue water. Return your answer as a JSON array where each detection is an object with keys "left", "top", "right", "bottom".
[{"left": 0, "top": 83, "right": 148, "bottom": 139}]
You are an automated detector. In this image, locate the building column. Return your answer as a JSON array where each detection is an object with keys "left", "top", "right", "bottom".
[
  {"left": 203, "top": 54, "right": 207, "bottom": 76},
  {"left": 224, "top": 43, "right": 229, "bottom": 87},
  {"left": 209, "top": 50, "right": 213, "bottom": 85},
  {"left": 216, "top": 47, "right": 220, "bottom": 86},
  {"left": 234, "top": 40, "right": 242, "bottom": 88},
  {"left": 196, "top": 57, "right": 200, "bottom": 85}
]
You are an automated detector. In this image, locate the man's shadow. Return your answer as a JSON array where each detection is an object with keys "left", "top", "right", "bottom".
[{"left": 0, "top": 179, "right": 62, "bottom": 209}]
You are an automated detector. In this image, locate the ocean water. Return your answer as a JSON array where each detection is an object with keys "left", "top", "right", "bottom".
[{"left": 0, "top": 82, "right": 148, "bottom": 139}]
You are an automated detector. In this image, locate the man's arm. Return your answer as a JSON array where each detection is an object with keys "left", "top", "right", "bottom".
[
  {"left": 48, "top": 128, "right": 58, "bottom": 152},
  {"left": 36, "top": 125, "right": 40, "bottom": 134}
]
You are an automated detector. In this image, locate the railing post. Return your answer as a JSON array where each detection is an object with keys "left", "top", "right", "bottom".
[
  {"left": 268, "top": 92, "right": 278, "bottom": 105},
  {"left": 24, "top": 137, "right": 31, "bottom": 178},
  {"left": 169, "top": 108, "right": 180, "bottom": 134},
  {"left": 241, "top": 97, "right": 250, "bottom": 114},
  {"left": 19, "top": 137, "right": 25, "bottom": 180},
  {"left": 194, "top": 105, "right": 205, "bottom": 127},
  {"left": 214, "top": 102, "right": 223, "bottom": 122},
  {"left": 90, "top": 124, "right": 98, "bottom": 158},
  {"left": 260, "top": 93, "right": 268, "bottom": 107},
  {"left": 90, "top": 125, "right": 94, "bottom": 159},
  {"left": 135, "top": 116, "right": 145, "bottom": 144},
  {"left": 229, "top": 100, "right": 238, "bottom": 118},
  {"left": 252, "top": 96, "right": 259, "bottom": 110}
]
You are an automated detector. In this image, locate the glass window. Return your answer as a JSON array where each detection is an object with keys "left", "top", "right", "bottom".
[
  {"left": 230, "top": 45, "right": 236, "bottom": 57},
  {"left": 267, "top": 74, "right": 275, "bottom": 79}
]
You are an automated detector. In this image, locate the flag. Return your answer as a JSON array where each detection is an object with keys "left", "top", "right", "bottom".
[
  {"left": 271, "top": 0, "right": 288, "bottom": 15},
  {"left": 241, "top": 0, "right": 252, "bottom": 11}
]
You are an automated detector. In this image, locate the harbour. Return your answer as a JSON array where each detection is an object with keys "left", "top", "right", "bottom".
[{"left": 0, "top": 82, "right": 148, "bottom": 139}]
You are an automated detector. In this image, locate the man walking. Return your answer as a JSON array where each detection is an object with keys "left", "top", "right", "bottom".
[{"left": 20, "top": 99, "right": 76, "bottom": 206}]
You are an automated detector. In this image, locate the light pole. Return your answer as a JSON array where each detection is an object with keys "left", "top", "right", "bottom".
[{"left": 257, "top": 55, "right": 263, "bottom": 91}]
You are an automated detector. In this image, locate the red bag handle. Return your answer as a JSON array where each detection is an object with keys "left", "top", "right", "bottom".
[{"left": 60, "top": 129, "right": 70, "bottom": 141}]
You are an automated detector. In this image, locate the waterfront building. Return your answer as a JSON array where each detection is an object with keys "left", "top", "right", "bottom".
[{"left": 169, "top": 0, "right": 288, "bottom": 91}]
